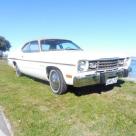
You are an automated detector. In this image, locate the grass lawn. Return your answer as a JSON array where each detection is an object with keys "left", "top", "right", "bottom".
[{"left": 0, "top": 59, "right": 136, "bottom": 136}]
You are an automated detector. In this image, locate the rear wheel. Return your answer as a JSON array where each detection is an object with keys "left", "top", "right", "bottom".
[
  {"left": 15, "top": 65, "right": 22, "bottom": 77},
  {"left": 49, "top": 69, "right": 67, "bottom": 94}
]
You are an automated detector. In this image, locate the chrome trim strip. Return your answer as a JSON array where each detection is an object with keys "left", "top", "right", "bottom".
[{"left": 8, "top": 58, "right": 76, "bottom": 66}]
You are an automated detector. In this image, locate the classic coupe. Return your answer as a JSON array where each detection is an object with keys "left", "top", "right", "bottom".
[{"left": 8, "top": 39, "right": 130, "bottom": 94}]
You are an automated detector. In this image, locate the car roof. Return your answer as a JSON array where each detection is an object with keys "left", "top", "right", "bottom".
[{"left": 29, "top": 38, "right": 70, "bottom": 42}]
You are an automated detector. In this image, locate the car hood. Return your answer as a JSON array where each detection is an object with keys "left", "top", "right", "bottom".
[{"left": 41, "top": 50, "right": 127, "bottom": 65}]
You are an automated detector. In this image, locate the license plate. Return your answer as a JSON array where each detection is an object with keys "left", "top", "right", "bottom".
[{"left": 106, "top": 77, "right": 118, "bottom": 85}]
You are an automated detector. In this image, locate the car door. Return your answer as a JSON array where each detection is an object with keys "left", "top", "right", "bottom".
[
  {"left": 21, "top": 40, "right": 43, "bottom": 78},
  {"left": 17, "top": 42, "right": 31, "bottom": 74}
]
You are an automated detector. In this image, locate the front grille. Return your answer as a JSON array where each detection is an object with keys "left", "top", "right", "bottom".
[
  {"left": 89, "top": 58, "right": 124, "bottom": 71},
  {"left": 97, "top": 59, "right": 118, "bottom": 70}
]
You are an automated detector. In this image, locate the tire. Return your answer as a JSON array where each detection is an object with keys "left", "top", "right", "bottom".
[
  {"left": 15, "top": 65, "right": 22, "bottom": 77},
  {"left": 49, "top": 69, "right": 67, "bottom": 94}
]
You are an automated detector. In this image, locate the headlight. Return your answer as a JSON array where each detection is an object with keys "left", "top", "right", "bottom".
[
  {"left": 89, "top": 62, "right": 97, "bottom": 69},
  {"left": 118, "top": 59, "right": 124, "bottom": 66},
  {"left": 78, "top": 60, "right": 89, "bottom": 72}
]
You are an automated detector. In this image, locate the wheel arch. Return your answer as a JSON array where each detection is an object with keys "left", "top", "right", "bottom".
[
  {"left": 46, "top": 66, "right": 63, "bottom": 79},
  {"left": 13, "top": 61, "right": 17, "bottom": 68}
]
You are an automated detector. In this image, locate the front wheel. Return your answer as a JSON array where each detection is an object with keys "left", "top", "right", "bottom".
[{"left": 49, "top": 69, "right": 67, "bottom": 94}]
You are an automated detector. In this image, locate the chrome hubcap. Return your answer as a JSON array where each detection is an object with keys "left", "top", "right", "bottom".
[{"left": 50, "top": 71, "right": 60, "bottom": 91}]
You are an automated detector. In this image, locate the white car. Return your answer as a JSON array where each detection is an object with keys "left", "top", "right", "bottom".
[{"left": 8, "top": 39, "right": 130, "bottom": 94}]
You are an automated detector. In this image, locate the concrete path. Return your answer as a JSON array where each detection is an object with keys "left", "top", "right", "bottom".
[
  {"left": 0, "top": 108, "right": 13, "bottom": 136},
  {"left": 0, "top": 129, "right": 7, "bottom": 136}
]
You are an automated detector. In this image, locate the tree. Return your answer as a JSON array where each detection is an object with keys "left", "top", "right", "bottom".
[{"left": 0, "top": 36, "right": 11, "bottom": 52}]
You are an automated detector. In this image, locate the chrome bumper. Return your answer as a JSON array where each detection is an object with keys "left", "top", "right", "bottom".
[{"left": 73, "top": 69, "right": 128, "bottom": 87}]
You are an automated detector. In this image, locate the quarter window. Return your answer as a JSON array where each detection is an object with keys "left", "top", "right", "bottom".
[
  {"left": 29, "top": 41, "right": 40, "bottom": 52},
  {"left": 22, "top": 42, "right": 30, "bottom": 52}
]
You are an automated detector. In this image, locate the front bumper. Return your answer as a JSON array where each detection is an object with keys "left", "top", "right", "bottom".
[{"left": 73, "top": 69, "right": 128, "bottom": 87}]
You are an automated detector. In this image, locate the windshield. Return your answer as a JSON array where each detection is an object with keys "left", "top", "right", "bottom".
[{"left": 40, "top": 39, "right": 82, "bottom": 51}]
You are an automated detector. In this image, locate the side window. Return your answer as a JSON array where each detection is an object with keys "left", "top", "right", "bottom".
[
  {"left": 41, "top": 40, "right": 51, "bottom": 51},
  {"left": 40, "top": 40, "right": 61, "bottom": 51},
  {"left": 29, "top": 41, "right": 40, "bottom": 52},
  {"left": 41, "top": 44, "right": 50, "bottom": 51},
  {"left": 22, "top": 42, "right": 30, "bottom": 52}
]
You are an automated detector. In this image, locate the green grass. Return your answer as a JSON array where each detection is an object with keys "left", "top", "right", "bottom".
[{"left": 0, "top": 59, "right": 136, "bottom": 136}]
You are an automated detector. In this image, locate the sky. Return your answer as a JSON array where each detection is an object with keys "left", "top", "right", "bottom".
[{"left": 0, "top": 0, "right": 136, "bottom": 56}]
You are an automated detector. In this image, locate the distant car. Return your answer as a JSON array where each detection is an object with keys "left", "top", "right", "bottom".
[{"left": 8, "top": 39, "right": 131, "bottom": 94}]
